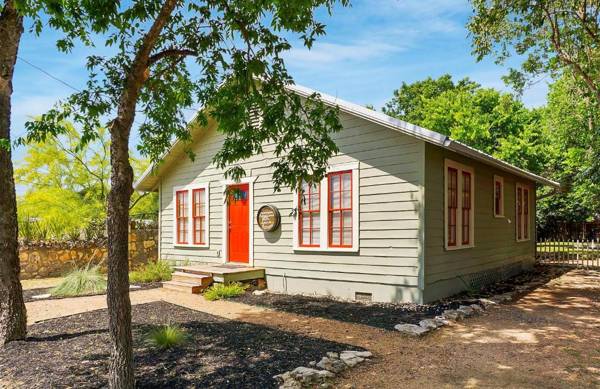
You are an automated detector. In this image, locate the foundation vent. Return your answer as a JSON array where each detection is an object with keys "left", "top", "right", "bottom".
[{"left": 355, "top": 292, "right": 372, "bottom": 303}]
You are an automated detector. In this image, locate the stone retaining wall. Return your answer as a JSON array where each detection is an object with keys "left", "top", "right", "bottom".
[{"left": 19, "top": 227, "right": 158, "bottom": 279}]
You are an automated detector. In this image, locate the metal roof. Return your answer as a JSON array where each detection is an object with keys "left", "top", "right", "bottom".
[{"left": 134, "top": 82, "right": 559, "bottom": 191}]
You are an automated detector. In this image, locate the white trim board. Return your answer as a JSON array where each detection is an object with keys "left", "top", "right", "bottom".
[
  {"left": 221, "top": 176, "right": 257, "bottom": 266},
  {"left": 172, "top": 182, "right": 210, "bottom": 249},
  {"left": 292, "top": 162, "right": 360, "bottom": 253}
]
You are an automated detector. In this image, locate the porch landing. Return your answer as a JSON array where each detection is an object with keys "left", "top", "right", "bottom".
[{"left": 174, "top": 264, "right": 265, "bottom": 283}]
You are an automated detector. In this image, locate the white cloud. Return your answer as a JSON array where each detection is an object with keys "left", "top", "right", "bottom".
[{"left": 285, "top": 40, "right": 404, "bottom": 66}]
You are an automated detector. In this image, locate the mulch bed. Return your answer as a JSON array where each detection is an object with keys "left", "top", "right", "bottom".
[
  {"left": 233, "top": 292, "right": 455, "bottom": 330},
  {"left": 22, "top": 282, "right": 162, "bottom": 303},
  {"left": 232, "top": 264, "right": 568, "bottom": 330},
  {"left": 0, "top": 301, "right": 358, "bottom": 388}
]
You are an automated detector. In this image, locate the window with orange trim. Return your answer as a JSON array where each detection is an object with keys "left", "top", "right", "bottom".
[
  {"left": 516, "top": 183, "right": 530, "bottom": 241},
  {"left": 447, "top": 167, "right": 458, "bottom": 247},
  {"left": 176, "top": 190, "right": 188, "bottom": 244},
  {"left": 299, "top": 180, "right": 320, "bottom": 247},
  {"left": 445, "top": 159, "right": 474, "bottom": 249},
  {"left": 494, "top": 175, "right": 504, "bottom": 217},
  {"left": 461, "top": 171, "right": 472, "bottom": 245},
  {"left": 192, "top": 188, "right": 206, "bottom": 245},
  {"left": 524, "top": 188, "right": 529, "bottom": 240},
  {"left": 328, "top": 170, "right": 352, "bottom": 248},
  {"left": 517, "top": 186, "right": 522, "bottom": 240}
]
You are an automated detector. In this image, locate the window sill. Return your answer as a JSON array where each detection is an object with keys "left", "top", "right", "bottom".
[
  {"left": 494, "top": 214, "right": 505, "bottom": 218},
  {"left": 444, "top": 244, "right": 475, "bottom": 251},
  {"left": 293, "top": 246, "right": 359, "bottom": 253},
  {"left": 516, "top": 239, "right": 531, "bottom": 243},
  {"left": 174, "top": 244, "right": 209, "bottom": 249}
]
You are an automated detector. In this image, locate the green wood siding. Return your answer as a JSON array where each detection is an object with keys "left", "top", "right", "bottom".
[
  {"left": 423, "top": 143, "right": 536, "bottom": 302},
  {"left": 159, "top": 112, "right": 426, "bottom": 303}
]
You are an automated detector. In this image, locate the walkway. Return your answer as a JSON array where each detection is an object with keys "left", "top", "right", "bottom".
[{"left": 26, "top": 288, "right": 266, "bottom": 325}]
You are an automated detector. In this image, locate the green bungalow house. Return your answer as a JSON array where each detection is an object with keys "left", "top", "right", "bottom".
[{"left": 134, "top": 83, "right": 559, "bottom": 304}]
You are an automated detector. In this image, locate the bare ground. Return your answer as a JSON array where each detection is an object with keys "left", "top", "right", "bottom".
[
  {"left": 6, "top": 266, "right": 600, "bottom": 388},
  {"left": 236, "top": 267, "right": 600, "bottom": 388}
]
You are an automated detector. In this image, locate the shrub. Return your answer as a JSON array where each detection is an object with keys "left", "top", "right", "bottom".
[
  {"left": 51, "top": 265, "right": 107, "bottom": 297},
  {"left": 145, "top": 324, "right": 188, "bottom": 350},
  {"left": 129, "top": 260, "right": 173, "bottom": 284},
  {"left": 203, "top": 282, "right": 248, "bottom": 301}
]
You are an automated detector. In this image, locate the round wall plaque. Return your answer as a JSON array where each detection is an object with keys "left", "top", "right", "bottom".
[{"left": 257, "top": 204, "right": 281, "bottom": 232}]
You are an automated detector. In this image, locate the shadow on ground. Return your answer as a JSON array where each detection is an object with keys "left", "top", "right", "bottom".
[{"left": 0, "top": 302, "right": 359, "bottom": 388}]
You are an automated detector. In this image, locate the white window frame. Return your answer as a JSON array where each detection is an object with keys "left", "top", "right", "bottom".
[
  {"left": 444, "top": 159, "right": 475, "bottom": 251},
  {"left": 292, "top": 162, "right": 360, "bottom": 253},
  {"left": 515, "top": 182, "right": 531, "bottom": 242},
  {"left": 172, "top": 183, "right": 210, "bottom": 248},
  {"left": 493, "top": 175, "right": 505, "bottom": 218}
]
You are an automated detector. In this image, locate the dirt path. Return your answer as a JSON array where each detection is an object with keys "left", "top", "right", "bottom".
[
  {"left": 20, "top": 277, "right": 64, "bottom": 290},
  {"left": 235, "top": 269, "right": 600, "bottom": 388},
  {"left": 22, "top": 269, "right": 600, "bottom": 387},
  {"left": 25, "top": 288, "right": 266, "bottom": 324}
]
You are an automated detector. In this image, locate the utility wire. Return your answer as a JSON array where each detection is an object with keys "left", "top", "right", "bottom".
[
  {"left": 17, "top": 56, "right": 82, "bottom": 92},
  {"left": 17, "top": 55, "right": 198, "bottom": 113},
  {"left": 16, "top": 55, "right": 200, "bottom": 146}
]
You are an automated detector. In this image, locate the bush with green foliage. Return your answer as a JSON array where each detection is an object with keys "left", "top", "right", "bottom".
[
  {"left": 51, "top": 265, "right": 107, "bottom": 297},
  {"left": 16, "top": 126, "right": 158, "bottom": 241},
  {"left": 129, "top": 260, "right": 173, "bottom": 284},
  {"left": 144, "top": 324, "right": 188, "bottom": 350},
  {"left": 203, "top": 282, "right": 248, "bottom": 301}
]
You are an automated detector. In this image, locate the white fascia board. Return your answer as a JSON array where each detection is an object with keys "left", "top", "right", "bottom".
[
  {"left": 447, "top": 141, "right": 560, "bottom": 188},
  {"left": 135, "top": 81, "right": 559, "bottom": 191},
  {"left": 133, "top": 107, "right": 204, "bottom": 192},
  {"left": 285, "top": 83, "right": 449, "bottom": 146}
]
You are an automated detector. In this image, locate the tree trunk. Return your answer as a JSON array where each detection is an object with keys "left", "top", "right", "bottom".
[
  {"left": 105, "top": 1, "right": 178, "bottom": 386},
  {"left": 0, "top": 0, "right": 27, "bottom": 345},
  {"left": 106, "top": 120, "right": 135, "bottom": 388}
]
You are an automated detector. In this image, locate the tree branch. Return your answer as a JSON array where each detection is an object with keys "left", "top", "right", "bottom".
[
  {"left": 129, "top": 191, "right": 150, "bottom": 211},
  {"left": 147, "top": 48, "right": 198, "bottom": 66},
  {"left": 541, "top": 3, "right": 600, "bottom": 106},
  {"left": 573, "top": 1, "right": 600, "bottom": 43}
]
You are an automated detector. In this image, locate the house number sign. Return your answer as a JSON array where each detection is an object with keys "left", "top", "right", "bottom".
[{"left": 257, "top": 205, "right": 281, "bottom": 232}]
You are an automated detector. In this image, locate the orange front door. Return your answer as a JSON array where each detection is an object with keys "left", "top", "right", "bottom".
[{"left": 227, "top": 184, "right": 250, "bottom": 263}]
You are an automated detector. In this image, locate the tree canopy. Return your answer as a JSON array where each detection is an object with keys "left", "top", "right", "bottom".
[
  {"left": 382, "top": 74, "right": 546, "bottom": 170},
  {"left": 468, "top": 0, "right": 600, "bottom": 107},
  {"left": 537, "top": 75, "right": 600, "bottom": 228},
  {"left": 382, "top": 73, "right": 599, "bottom": 228},
  {"left": 16, "top": 125, "right": 157, "bottom": 240},
  {"left": 24, "top": 0, "right": 349, "bottom": 192}
]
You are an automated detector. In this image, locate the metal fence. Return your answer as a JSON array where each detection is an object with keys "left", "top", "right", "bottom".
[{"left": 537, "top": 237, "right": 600, "bottom": 268}]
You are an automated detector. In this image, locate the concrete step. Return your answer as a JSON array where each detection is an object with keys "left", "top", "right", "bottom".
[
  {"left": 162, "top": 280, "right": 206, "bottom": 294},
  {"left": 171, "top": 272, "right": 213, "bottom": 286}
]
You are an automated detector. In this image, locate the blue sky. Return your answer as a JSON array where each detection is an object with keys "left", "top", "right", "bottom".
[{"left": 11, "top": 0, "right": 549, "bottom": 165}]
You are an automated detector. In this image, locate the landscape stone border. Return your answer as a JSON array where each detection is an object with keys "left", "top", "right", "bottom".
[
  {"left": 394, "top": 275, "right": 547, "bottom": 337},
  {"left": 273, "top": 350, "right": 373, "bottom": 388}
]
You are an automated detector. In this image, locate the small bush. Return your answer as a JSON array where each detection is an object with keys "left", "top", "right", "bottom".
[
  {"left": 145, "top": 324, "right": 188, "bottom": 350},
  {"left": 129, "top": 260, "right": 173, "bottom": 284},
  {"left": 203, "top": 282, "right": 248, "bottom": 301},
  {"left": 51, "top": 265, "right": 107, "bottom": 297}
]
